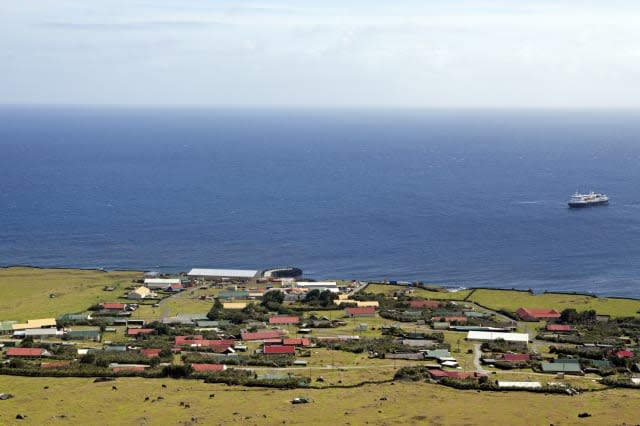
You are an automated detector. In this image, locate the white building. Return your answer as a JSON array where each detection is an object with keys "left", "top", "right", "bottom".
[
  {"left": 295, "top": 282, "right": 339, "bottom": 293},
  {"left": 187, "top": 268, "right": 259, "bottom": 281},
  {"left": 144, "top": 278, "right": 181, "bottom": 290},
  {"left": 466, "top": 331, "right": 529, "bottom": 344},
  {"left": 128, "top": 286, "right": 154, "bottom": 300}
]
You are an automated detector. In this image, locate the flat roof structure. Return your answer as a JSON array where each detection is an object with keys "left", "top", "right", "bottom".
[
  {"left": 295, "top": 282, "right": 339, "bottom": 293},
  {"left": 12, "top": 318, "right": 57, "bottom": 330},
  {"left": 144, "top": 278, "right": 181, "bottom": 285},
  {"left": 497, "top": 381, "right": 542, "bottom": 389},
  {"left": 188, "top": 268, "right": 258, "bottom": 279},
  {"left": 467, "top": 331, "right": 529, "bottom": 344}
]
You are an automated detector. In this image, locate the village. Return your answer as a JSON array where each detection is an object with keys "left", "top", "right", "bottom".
[{"left": 1, "top": 266, "right": 640, "bottom": 402}]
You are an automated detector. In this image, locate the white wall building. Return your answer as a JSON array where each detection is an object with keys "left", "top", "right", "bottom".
[
  {"left": 188, "top": 268, "right": 259, "bottom": 281},
  {"left": 295, "top": 282, "right": 340, "bottom": 293}
]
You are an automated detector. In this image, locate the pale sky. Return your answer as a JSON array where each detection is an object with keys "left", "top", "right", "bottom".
[{"left": 2, "top": 0, "right": 640, "bottom": 107}]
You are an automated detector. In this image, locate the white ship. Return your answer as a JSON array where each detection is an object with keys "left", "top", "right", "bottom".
[{"left": 568, "top": 192, "right": 609, "bottom": 208}]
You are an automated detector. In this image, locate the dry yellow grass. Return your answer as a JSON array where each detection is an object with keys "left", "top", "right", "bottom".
[{"left": 0, "top": 376, "right": 637, "bottom": 425}]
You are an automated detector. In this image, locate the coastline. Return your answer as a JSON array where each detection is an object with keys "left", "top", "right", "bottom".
[{"left": 3, "top": 264, "right": 639, "bottom": 302}]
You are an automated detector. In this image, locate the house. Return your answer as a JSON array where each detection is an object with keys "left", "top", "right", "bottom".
[
  {"left": 344, "top": 307, "right": 376, "bottom": 318},
  {"left": 400, "top": 339, "right": 438, "bottom": 348},
  {"left": 175, "top": 335, "right": 204, "bottom": 345},
  {"left": 385, "top": 353, "right": 425, "bottom": 360},
  {"left": 218, "top": 291, "right": 250, "bottom": 300},
  {"left": 0, "top": 321, "right": 17, "bottom": 334},
  {"left": 5, "top": 348, "right": 52, "bottom": 358},
  {"left": 11, "top": 318, "right": 57, "bottom": 331},
  {"left": 424, "top": 349, "right": 452, "bottom": 361},
  {"left": 295, "top": 282, "right": 339, "bottom": 293},
  {"left": 497, "top": 381, "right": 542, "bottom": 389},
  {"left": 140, "top": 348, "right": 163, "bottom": 358},
  {"left": 263, "top": 345, "right": 295, "bottom": 355},
  {"left": 128, "top": 286, "right": 154, "bottom": 300},
  {"left": 616, "top": 350, "right": 634, "bottom": 359},
  {"left": 282, "top": 338, "right": 311, "bottom": 347},
  {"left": 540, "top": 361, "right": 582, "bottom": 374},
  {"left": 222, "top": 302, "right": 248, "bottom": 310},
  {"left": 516, "top": 307, "right": 561, "bottom": 322},
  {"left": 464, "top": 311, "right": 487, "bottom": 318},
  {"left": 502, "top": 353, "right": 531, "bottom": 362},
  {"left": 405, "top": 300, "right": 440, "bottom": 309},
  {"left": 15, "top": 328, "right": 63, "bottom": 339},
  {"left": 432, "top": 321, "right": 450, "bottom": 330},
  {"left": 65, "top": 329, "right": 101, "bottom": 341},
  {"left": 58, "top": 314, "right": 92, "bottom": 323},
  {"left": 144, "top": 278, "right": 181, "bottom": 290},
  {"left": 174, "top": 336, "right": 236, "bottom": 351},
  {"left": 170, "top": 283, "right": 184, "bottom": 292},
  {"left": 241, "top": 330, "right": 283, "bottom": 341},
  {"left": 545, "top": 324, "right": 575, "bottom": 333},
  {"left": 269, "top": 316, "right": 300, "bottom": 325},
  {"left": 126, "top": 328, "right": 155, "bottom": 336},
  {"left": 191, "top": 363, "right": 226, "bottom": 372},
  {"left": 466, "top": 331, "right": 529, "bottom": 345},
  {"left": 104, "top": 345, "right": 127, "bottom": 352}
]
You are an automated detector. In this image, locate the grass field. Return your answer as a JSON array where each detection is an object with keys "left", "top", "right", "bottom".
[
  {"left": 364, "top": 283, "right": 640, "bottom": 318},
  {"left": 364, "top": 283, "right": 472, "bottom": 300},
  {"left": 0, "top": 376, "right": 637, "bottom": 425},
  {"left": 0, "top": 267, "right": 139, "bottom": 321},
  {"left": 467, "top": 288, "right": 640, "bottom": 317}
]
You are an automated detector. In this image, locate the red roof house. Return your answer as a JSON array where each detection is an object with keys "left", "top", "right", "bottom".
[
  {"left": 6, "top": 348, "right": 50, "bottom": 358},
  {"left": 516, "top": 307, "right": 561, "bottom": 321},
  {"left": 102, "top": 303, "right": 126, "bottom": 310},
  {"left": 268, "top": 316, "right": 300, "bottom": 325},
  {"left": 263, "top": 345, "right": 295, "bottom": 355},
  {"left": 191, "top": 363, "right": 226, "bottom": 372},
  {"left": 282, "top": 338, "right": 311, "bottom": 347},
  {"left": 405, "top": 300, "right": 440, "bottom": 309},
  {"left": 502, "top": 353, "right": 531, "bottom": 362},
  {"left": 175, "top": 335, "right": 204, "bottom": 345},
  {"left": 127, "top": 328, "right": 155, "bottom": 336},
  {"left": 170, "top": 283, "right": 184, "bottom": 291},
  {"left": 345, "top": 307, "right": 376, "bottom": 318},
  {"left": 241, "top": 330, "right": 283, "bottom": 341},
  {"left": 616, "top": 350, "right": 634, "bottom": 359},
  {"left": 140, "top": 348, "right": 163, "bottom": 358}
]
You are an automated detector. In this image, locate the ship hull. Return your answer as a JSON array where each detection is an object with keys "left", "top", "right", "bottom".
[{"left": 568, "top": 200, "right": 608, "bottom": 208}]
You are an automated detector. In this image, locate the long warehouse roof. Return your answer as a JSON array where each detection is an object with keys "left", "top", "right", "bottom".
[
  {"left": 188, "top": 268, "right": 258, "bottom": 278},
  {"left": 466, "top": 331, "right": 529, "bottom": 343}
]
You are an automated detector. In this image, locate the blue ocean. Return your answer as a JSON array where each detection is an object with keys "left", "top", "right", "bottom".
[{"left": 1, "top": 107, "right": 640, "bottom": 297}]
